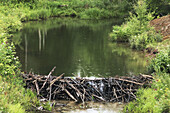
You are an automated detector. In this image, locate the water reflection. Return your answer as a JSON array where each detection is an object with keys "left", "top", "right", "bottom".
[{"left": 14, "top": 18, "right": 147, "bottom": 77}]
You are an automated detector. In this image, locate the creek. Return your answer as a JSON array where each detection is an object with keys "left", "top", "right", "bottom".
[{"left": 14, "top": 18, "right": 147, "bottom": 112}]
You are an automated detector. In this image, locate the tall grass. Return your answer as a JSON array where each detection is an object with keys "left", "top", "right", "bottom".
[{"left": 0, "top": 0, "right": 136, "bottom": 21}]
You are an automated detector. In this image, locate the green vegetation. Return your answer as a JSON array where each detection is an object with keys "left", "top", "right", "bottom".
[
  {"left": 0, "top": 0, "right": 136, "bottom": 22},
  {"left": 148, "top": 49, "right": 170, "bottom": 73},
  {"left": 124, "top": 71, "right": 170, "bottom": 113},
  {"left": 146, "top": 0, "right": 170, "bottom": 15},
  {"left": 0, "top": 0, "right": 169, "bottom": 112},
  {"left": 0, "top": 38, "right": 38, "bottom": 112},
  {"left": 0, "top": 0, "right": 134, "bottom": 112},
  {"left": 123, "top": 45, "right": 170, "bottom": 112},
  {"left": 109, "top": 0, "right": 163, "bottom": 50},
  {"left": 107, "top": 0, "right": 170, "bottom": 112}
]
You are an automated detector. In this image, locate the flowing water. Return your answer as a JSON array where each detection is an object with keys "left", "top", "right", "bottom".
[{"left": 14, "top": 18, "right": 147, "bottom": 112}]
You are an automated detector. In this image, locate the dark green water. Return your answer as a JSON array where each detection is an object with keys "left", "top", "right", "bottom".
[{"left": 14, "top": 18, "right": 147, "bottom": 77}]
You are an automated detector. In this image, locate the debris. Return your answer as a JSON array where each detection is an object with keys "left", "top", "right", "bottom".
[{"left": 22, "top": 68, "right": 153, "bottom": 103}]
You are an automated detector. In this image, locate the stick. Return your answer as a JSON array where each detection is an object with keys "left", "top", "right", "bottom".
[
  {"left": 114, "top": 78, "right": 144, "bottom": 85},
  {"left": 110, "top": 94, "right": 125, "bottom": 101},
  {"left": 64, "top": 89, "right": 77, "bottom": 102},
  {"left": 113, "top": 87, "right": 118, "bottom": 101},
  {"left": 65, "top": 80, "right": 83, "bottom": 101},
  {"left": 40, "top": 66, "right": 56, "bottom": 91},
  {"left": 92, "top": 94, "right": 105, "bottom": 101},
  {"left": 33, "top": 80, "right": 40, "bottom": 95},
  {"left": 140, "top": 74, "right": 153, "bottom": 79},
  {"left": 49, "top": 75, "right": 52, "bottom": 102},
  {"left": 50, "top": 73, "right": 64, "bottom": 86}
]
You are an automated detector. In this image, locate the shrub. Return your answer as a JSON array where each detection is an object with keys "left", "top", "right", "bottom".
[
  {"left": 147, "top": 49, "right": 170, "bottom": 73},
  {"left": 38, "top": 9, "right": 51, "bottom": 19},
  {"left": 0, "top": 37, "right": 38, "bottom": 112},
  {"left": 124, "top": 88, "right": 161, "bottom": 113},
  {"left": 80, "top": 8, "right": 102, "bottom": 19},
  {"left": 130, "top": 30, "right": 162, "bottom": 50},
  {"left": 109, "top": 0, "right": 162, "bottom": 50},
  {"left": 124, "top": 73, "right": 170, "bottom": 113}
]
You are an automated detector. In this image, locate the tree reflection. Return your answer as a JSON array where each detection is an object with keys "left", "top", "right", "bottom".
[{"left": 14, "top": 18, "right": 147, "bottom": 77}]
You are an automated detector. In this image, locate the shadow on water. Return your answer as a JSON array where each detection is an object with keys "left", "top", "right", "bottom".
[{"left": 14, "top": 18, "right": 147, "bottom": 77}]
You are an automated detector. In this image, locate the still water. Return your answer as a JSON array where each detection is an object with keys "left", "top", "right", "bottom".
[
  {"left": 52, "top": 101, "right": 124, "bottom": 113},
  {"left": 14, "top": 18, "right": 147, "bottom": 77}
]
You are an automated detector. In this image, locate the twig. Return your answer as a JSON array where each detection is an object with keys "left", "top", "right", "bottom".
[
  {"left": 64, "top": 89, "right": 77, "bottom": 102},
  {"left": 50, "top": 73, "right": 64, "bottom": 86},
  {"left": 33, "top": 80, "right": 40, "bottom": 95},
  {"left": 114, "top": 78, "right": 144, "bottom": 85},
  {"left": 40, "top": 66, "right": 56, "bottom": 91}
]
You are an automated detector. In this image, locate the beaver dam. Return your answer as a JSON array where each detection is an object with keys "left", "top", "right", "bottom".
[{"left": 22, "top": 67, "right": 153, "bottom": 103}]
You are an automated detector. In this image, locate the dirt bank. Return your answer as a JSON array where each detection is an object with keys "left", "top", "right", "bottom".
[{"left": 150, "top": 15, "right": 170, "bottom": 40}]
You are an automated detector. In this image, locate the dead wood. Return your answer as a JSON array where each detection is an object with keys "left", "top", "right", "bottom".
[{"left": 22, "top": 71, "right": 153, "bottom": 103}]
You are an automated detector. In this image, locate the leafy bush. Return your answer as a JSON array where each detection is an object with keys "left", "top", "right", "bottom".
[
  {"left": 130, "top": 30, "right": 162, "bottom": 50},
  {"left": 0, "top": 37, "right": 39, "bottom": 112},
  {"left": 124, "top": 73, "right": 170, "bottom": 113},
  {"left": 38, "top": 9, "right": 51, "bottom": 19},
  {"left": 0, "top": 75, "right": 38, "bottom": 112},
  {"left": 0, "top": 12, "right": 22, "bottom": 33},
  {"left": 110, "top": 0, "right": 162, "bottom": 50},
  {"left": 124, "top": 88, "right": 161, "bottom": 113},
  {"left": 80, "top": 8, "right": 102, "bottom": 19},
  {"left": 148, "top": 49, "right": 170, "bottom": 73}
]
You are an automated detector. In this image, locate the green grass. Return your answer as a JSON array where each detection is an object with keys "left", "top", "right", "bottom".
[{"left": 0, "top": 0, "right": 135, "bottom": 22}]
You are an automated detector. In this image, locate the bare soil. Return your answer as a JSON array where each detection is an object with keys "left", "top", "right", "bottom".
[{"left": 150, "top": 15, "right": 170, "bottom": 40}]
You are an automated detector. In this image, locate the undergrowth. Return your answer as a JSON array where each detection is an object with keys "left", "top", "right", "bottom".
[
  {"left": 0, "top": 2, "right": 49, "bottom": 112},
  {"left": 120, "top": 0, "right": 170, "bottom": 112},
  {"left": 109, "top": 0, "right": 162, "bottom": 50},
  {"left": 124, "top": 72, "right": 170, "bottom": 113},
  {"left": 0, "top": 0, "right": 135, "bottom": 22},
  {"left": 0, "top": 0, "right": 169, "bottom": 112},
  {"left": 108, "top": 0, "right": 170, "bottom": 112}
]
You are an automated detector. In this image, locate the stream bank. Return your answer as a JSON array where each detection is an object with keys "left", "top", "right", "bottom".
[{"left": 0, "top": 0, "right": 169, "bottom": 112}]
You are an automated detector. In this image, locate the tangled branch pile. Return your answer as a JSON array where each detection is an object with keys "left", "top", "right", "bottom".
[{"left": 22, "top": 67, "right": 153, "bottom": 103}]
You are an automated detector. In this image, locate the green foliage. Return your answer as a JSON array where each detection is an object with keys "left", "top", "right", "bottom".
[
  {"left": 1, "top": 0, "right": 136, "bottom": 20},
  {"left": 0, "top": 75, "right": 38, "bottom": 112},
  {"left": 0, "top": 38, "right": 20, "bottom": 78},
  {"left": 124, "top": 73, "right": 170, "bottom": 113},
  {"left": 0, "top": 4, "right": 39, "bottom": 113},
  {"left": 0, "top": 36, "right": 38, "bottom": 112},
  {"left": 0, "top": 10, "right": 22, "bottom": 33},
  {"left": 146, "top": 0, "right": 170, "bottom": 15},
  {"left": 148, "top": 49, "right": 170, "bottom": 73},
  {"left": 110, "top": 0, "right": 162, "bottom": 50},
  {"left": 130, "top": 31, "right": 162, "bottom": 50},
  {"left": 42, "top": 102, "right": 52, "bottom": 111},
  {"left": 0, "top": 39, "right": 36, "bottom": 112},
  {"left": 124, "top": 88, "right": 160, "bottom": 113},
  {"left": 80, "top": 8, "right": 103, "bottom": 19}
]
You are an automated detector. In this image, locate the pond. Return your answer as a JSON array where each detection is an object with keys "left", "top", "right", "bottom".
[
  {"left": 14, "top": 18, "right": 147, "bottom": 112},
  {"left": 14, "top": 18, "right": 147, "bottom": 78}
]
